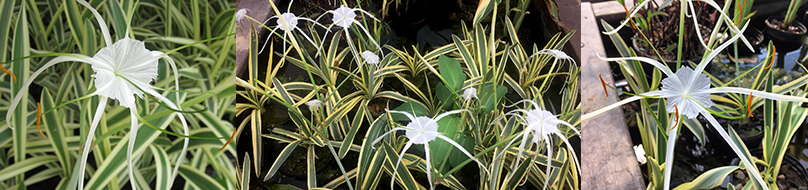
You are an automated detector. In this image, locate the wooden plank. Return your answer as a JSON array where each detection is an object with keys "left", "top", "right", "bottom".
[
  {"left": 235, "top": 0, "right": 275, "bottom": 77},
  {"left": 580, "top": 2, "right": 646, "bottom": 190}
]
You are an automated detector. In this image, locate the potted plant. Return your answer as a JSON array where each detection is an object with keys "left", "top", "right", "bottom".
[
  {"left": 628, "top": 0, "right": 716, "bottom": 67},
  {"left": 765, "top": 0, "right": 807, "bottom": 52}
]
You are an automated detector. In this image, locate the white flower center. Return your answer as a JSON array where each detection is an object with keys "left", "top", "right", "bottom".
[
  {"left": 361, "top": 51, "right": 379, "bottom": 65},
  {"left": 405, "top": 116, "right": 438, "bottom": 144},
  {"left": 526, "top": 109, "right": 562, "bottom": 143},
  {"left": 332, "top": 6, "right": 356, "bottom": 28},
  {"left": 463, "top": 87, "right": 477, "bottom": 101},
  {"left": 91, "top": 38, "right": 158, "bottom": 108},
  {"left": 546, "top": 49, "right": 570, "bottom": 60},
  {"left": 305, "top": 99, "right": 323, "bottom": 112},
  {"left": 277, "top": 13, "right": 298, "bottom": 31},
  {"left": 236, "top": 9, "right": 247, "bottom": 22},
  {"left": 661, "top": 66, "right": 713, "bottom": 118}
]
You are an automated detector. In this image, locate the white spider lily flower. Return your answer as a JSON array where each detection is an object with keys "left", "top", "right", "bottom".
[
  {"left": 236, "top": 9, "right": 247, "bottom": 22},
  {"left": 605, "top": 0, "right": 754, "bottom": 51},
  {"left": 258, "top": 11, "right": 325, "bottom": 54},
  {"left": 530, "top": 49, "right": 575, "bottom": 64},
  {"left": 497, "top": 100, "right": 580, "bottom": 190},
  {"left": 315, "top": 5, "right": 382, "bottom": 59},
  {"left": 372, "top": 109, "right": 489, "bottom": 190},
  {"left": 634, "top": 144, "right": 647, "bottom": 165},
  {"left": 584, "top": 22, "right": 800, "bottom": 190},
  {"left": 305, "top": 99, "right": 323, "bottom": 112},
  {"left": 463, "top": 87, "right": 478, "bottom": 101},
  {"left": 5, "top": 1, "right": 189, "bottom": 190},
  {"left": 361, "top": 50, "right": 379, "bottom": 65}
]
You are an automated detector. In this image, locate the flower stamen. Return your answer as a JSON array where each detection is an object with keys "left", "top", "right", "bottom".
[
  {"left": 0, "top": 64, "right": 16, "bottom": 82},
  {"left": 36, "top": 102, "right": 45, "bottom": 137},
  {"left": 735, "top": 1, "right": 742, "bottom": 26},
  {"left": 765, "top": 45, "right": 776, "bottom": 69},
  {"left": 623, "top": 5, "right": 637, "bottom": 30},
  {"left": 599, "top": 73, "right": 609, "bottom": 97},
  {"left": 748, "top": 92, "right": 754, "bottom": 117},
  {"left": 219, "top": 127, "right": 238, "bottom": 152},
  {"left": 671, "top": 104, "right": 680, "bottom": 130}
]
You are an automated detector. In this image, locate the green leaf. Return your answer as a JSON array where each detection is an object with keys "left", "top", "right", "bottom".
[
  {"left": 0, "top": 155, "right": 57, "bottom": 181},
  {"left": 178, "top": 164, "right": 227, "bottom": 190},
  {"left": 673, "top": 166, "right": 739, "bottom": 190},
  {"left": 392, "top": 101, "right": 428, "bottom": 121},
  {"left": 436, "top": 82, "right": 456, "bottom": 109},
  {"left": 439, "top": 55, "right": 466, "bottom": 91},
  {"left": 479, "top": 84, "right": 507, "bottom": 113},
  {"left": 264, "top": 139, "right": 303, "bottom": 181}
]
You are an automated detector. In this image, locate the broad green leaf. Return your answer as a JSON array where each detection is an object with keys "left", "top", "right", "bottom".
[
  {"left": 392, "top": 101, "right": 428, "bottom": 121},
  {"left": 439, "top": 55, "right": 466, "bottom": 91}
]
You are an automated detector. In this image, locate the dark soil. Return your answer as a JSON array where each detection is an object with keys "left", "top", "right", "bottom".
[
  {"left": 732, "top": 156, "right": 808, "bottom": 190},
  {"left": 632, "top": 0, "right": 717, "bottom": 61},
  {"left": 769, "top": 19, "right": 808, "bottom": 34}
]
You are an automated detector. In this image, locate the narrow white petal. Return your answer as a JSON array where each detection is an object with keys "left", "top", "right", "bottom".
[
  {"left": 556, "top": 131, "right": 581, "bottom": 175},
  {"left": 353, "top": 20, "right": 382, "bottom": 51},
  {"left": 543, "top": 136, "right": 552, "bottom": 190},
  {"left": 371, "top": 127, "right": 407, "bottom": 146},
  {"left": 597, "top": 53, "right": 676, "bottom": 77},
  {"left": 7, "top": 55, "right": 95, "bottom": 130},
  {"left": 435, "top": 135, "right": 489, "bottom": 175},
  {"left": 128, "top": 106, "right": 139, "bottom": 190},
  {"left": 294, "top": 27, "right": 320, "bottom": 50},
  {"left": 77, "top": 97, "right": 108, "bottom": 190},
  {"left": 433, "top": 109, "right": 470, "bottom": 122},
  {"left": 76, "top": 0, "right": 112, "bottom": 46},
  {"left": 602, "top": 0, "right": 651, "bottom": 35},
  {"left": 692, "top": 22, "right": 751, "bottom": 76},
  {"left": 391, "top": 141, "right": 413, "bottom": 190},
  {"left": 700, "top": 108, "right": 769, "bottom": 190},
  {"left": 662, "top": 123, "right": 678, "bottom": 190},
  {"left": 131, "top": 82, "right": 189, "bottom": 187},
  {"left": 687, "top": 0, "right": 710, "bottom": 50},
  {"left": 425, "top": 145, "right": 434, "bottom": 190},
  {"left": 385, "top": 109, "right": 417, "bottom": 122},
  {"left": 582, "top": 91, "right": 665, "bottom": 120},
  {"left": 711, "top": 87, "right": 808, "bottom": 103}
]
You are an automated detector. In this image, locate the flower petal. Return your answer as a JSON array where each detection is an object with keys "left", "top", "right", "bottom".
[
  {"left": 76, "top": 0, "right": 113, "bottom": 46},
  {"left": 6, "top": 54, "right": 96, "bottom": 130},
  {"left": 711, "top": 87, "right": 808, "bottom": 103},
  {"left": 77, "top": 97, "right": 108, "bottom": 190},
  {"left": 699, "top": 107, "right": 769, "bottom": 190},
  {"left": 127, "top": 106, "right": 139, "bottom": 190},
  {"left": 582, "top": 91, "right": 665, "bottom": 120},
  {"left": 435, "top": 135, "right": 489, "bottom": 175},
  {"left": 391, "top": 141, "right": 413, "bottom": 190}
]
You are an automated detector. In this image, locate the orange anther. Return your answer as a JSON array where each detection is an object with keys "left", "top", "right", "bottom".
[
  {"left": 623, "top": 5, "right": 637, "bottom": 30},
  {"left": 36, "top": 102, "right": 45, "bottom": 138},
  {"left": 671, "top": 104, "right": 680, "bottom": 130},
  {"left": 697, "top": 0, "right": 701, "bottom": 5},
  {"left": 219, "top": 127, "right": 238, "bottom": 151},
  {"left": 748, "top": 92, "right": 754, "bottom": 117},
  {"left": 0, "top": 64, "right": 16, "bottom": 82},
  {"left": 735, "top": 1, "right": 741, "bottom": 26},
  {"left": 599, "top": 73, "right": 609, "bottom": 97},
  {"left": 765, "top": 45, "right": 776, "bottom": 69}
]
